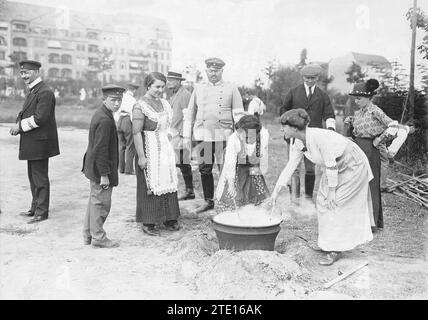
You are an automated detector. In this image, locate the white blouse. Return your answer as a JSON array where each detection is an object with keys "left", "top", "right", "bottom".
[{"left": 276, "top": 127, "right": 351, "bottom": 188}]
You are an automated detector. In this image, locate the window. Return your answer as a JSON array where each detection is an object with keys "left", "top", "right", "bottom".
[
  {"left": 76, "top": 71, "right": 80, "bottom": 78},
  {"left": 86, "top": 32, "right": 98, "bottom": 40},
  {"left": 33, "top": 39, "right": 45, "bottom": 48},
  {"left": 34, "top": 53, "right": 39, "bottom": 61},
  {"left": 48, "top": 53, "right": 60, "bottom": 63},
  {"left": 0, "top": 26, "right": 8, "bottom": 31},
  {"left": 121, "top": 48, "right": 125, "bottom": 56},
  {"left": 0, "top": 67, "right": 5, "bottom": 75},
  {"left": 61, "top": 69, "right": 72, "bottom": 79},
  {"left": 48, "top": 68, "right": 59, "bottom": 78},
  {"left": 88, "top": 45, "right": 98, "bottom": 53},
  {"left": 166, "top": 53, "right": 170, "bottom": 60},
  {"left": 0, "top": 36, "right": 6, "bottom": 46},
  {"left": 76, "top": 44, "right": 85, "bottom": 51},
  {"left": 13, "top": 38, "right": 27, "bottom": 47},
  {"left": 13, "top": 51, "right": 27, "bottom": 61},
  {"left": 13, "top": 23, "right": 27, "bottom": 32},
  {"left": 72, "top": 31, "right": 81, "bottom": 38},
  {"left": 161, "top": 52, "right": 164, "bottom": 60},
  {"left": 0, "top": 51, "right": 5, "bottom": 60},
  {"left": 61, "top": 54, "right": 72, "bottom": 64},
  {"left": 88, "top": 57, "right": 97, "bottom": 66}
]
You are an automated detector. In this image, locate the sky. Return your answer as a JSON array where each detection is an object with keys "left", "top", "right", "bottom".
[{"left": 12, "top": 0, "right": 428, "bottom": 86}]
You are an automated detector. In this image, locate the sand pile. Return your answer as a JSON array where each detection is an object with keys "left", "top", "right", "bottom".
[
  {"left": 213, "top": 204, "right": 283, "bottom": 227},
  {"left": 193, "top": 250, "right": 307, "bottom": 299}
]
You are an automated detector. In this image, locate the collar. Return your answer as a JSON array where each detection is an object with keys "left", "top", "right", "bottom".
[
  {"left": 208, "top": 79, "right": 224, "bottom": 86},
  {"left": 29, "top": 77, "right": 42, "bottom": 89},
  {"left": 172, "top": 85, "right": 182, "bottom": 94},
  {"left": 304, "top": 83, "right": 316, "bottom": 94},
  {"left": 101, "top": 104, "right": 114, "bottom": 118}
]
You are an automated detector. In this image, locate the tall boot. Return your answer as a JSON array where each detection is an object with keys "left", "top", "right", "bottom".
[
  {"left": 178, "top": 187, "right": 195, "bottom": 201},
  {"left": 195, "top": 174, "right": 214, "bottom": 213},
  {"left": 305, "top": 174, "right": 315, "bottom": 199}
]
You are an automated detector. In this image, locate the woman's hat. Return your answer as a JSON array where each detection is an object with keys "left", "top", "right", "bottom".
[{"left": 349, "top": 79, "right": 380, "bottom": 97}]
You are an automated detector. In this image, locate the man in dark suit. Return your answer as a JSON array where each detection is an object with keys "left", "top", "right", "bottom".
[
  {"left": 10, "top": 60, "right": 60, "bottom": 224},
  {"left": 82, "top": 84, "right": 125, "bottom": 248},
  {"left": 282, "top": 64, "right": 336, "bottom": 200}
]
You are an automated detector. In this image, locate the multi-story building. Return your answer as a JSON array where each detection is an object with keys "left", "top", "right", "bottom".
[{"left": 0, "top": 0, "right": 172, "bottom": 82}]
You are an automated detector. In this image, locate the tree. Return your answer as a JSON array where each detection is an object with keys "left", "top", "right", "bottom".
[
  {"left": 268, "top": 66, "right": 302, "bottom": 112},
  {"left": 92, "top": 48, "right": 114, "bottom": 86},
  {"left": 296, "top": 48, "right": 307, "bottom": 70},
  {"left": 406, "top": 7, "right": 428, "bottom": 59},
  {"left": 345, "top": 62, "right": 366, "bottom": 84}
]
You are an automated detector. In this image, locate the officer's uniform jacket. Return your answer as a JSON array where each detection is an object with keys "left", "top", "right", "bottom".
[
  {"left": 183, "top": 80, "right": 244, "bottom": 142},
  {"left": 16, "top": 80, "right": 60, "bottom": 160}
]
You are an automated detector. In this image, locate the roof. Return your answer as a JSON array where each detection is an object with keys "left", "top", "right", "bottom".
[
  {"left": 4, "top": 1, "right": 171, "bottom": 35},
  {"left": 351, "top": 52, "right": 391, "bottom": 68}
]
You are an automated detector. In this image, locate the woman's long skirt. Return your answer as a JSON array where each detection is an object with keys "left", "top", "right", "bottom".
[
  {"left": 217, "top": 164, "right": 270, "bottom": 212},
  {"left": 355, "top": 137, "right": 383, "bottom": 228},
  {"left": 135, "top": 155, "right": 180, "bottom": 224},
  {"left": 316, "top": 142, "right": 373, "bottom": 252}
]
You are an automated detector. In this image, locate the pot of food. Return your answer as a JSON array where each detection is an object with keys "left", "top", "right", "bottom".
[{"left": 212, "top": 204, "right": 283, "bottom": 251}]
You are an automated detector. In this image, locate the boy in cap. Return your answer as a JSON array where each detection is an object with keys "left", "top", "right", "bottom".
[
  {"left": 10, "top": 60, "right": 60, "bottom": 224},
  {"left": 282, "top": 64, "right": 336, "bottom": 201},
  {"left": 166, "top": 71, "right": 195, "bottom": 200},
  {"left": 183, "top": 57, "right": 245, "bottom": 213},
  {"left": 116, "top": 83, "right": 139, "bottom": 175},
  {"left": 82, "top": 84, "right": 125, "bottom": 248}
]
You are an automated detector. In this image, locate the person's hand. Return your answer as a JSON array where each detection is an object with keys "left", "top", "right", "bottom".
[
  {"left": 100, "top": 176, "right": 110, "bottom": 190},
  {"left": 9, "top": 124, "right": 20, "bottom": 136},
  {"left": 326, "top": 189, "right": 337, "bottom": 210},
  {"left": 270, "top": 185, "right": 283, "bottom": 206},
  {"left": 183, "top": 138, "right": 192, "bottom": 151},
  {"left": 138, "top": 157, "right": 147, "bottom": 170},
  {"left": 226, "top": 180, "right": 236, "bottom": 198},
  {"left": 373, "top": 137, "right": 381, "bottom": 148}
]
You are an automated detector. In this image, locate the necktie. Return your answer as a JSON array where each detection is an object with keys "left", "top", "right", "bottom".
[{"left": 308, "top": 86, "right": 312, "bottom": 101}]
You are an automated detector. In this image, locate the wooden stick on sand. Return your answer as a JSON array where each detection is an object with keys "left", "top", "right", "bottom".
[{"left": 323, "top": 261, "right": 369, "bottom": 289}]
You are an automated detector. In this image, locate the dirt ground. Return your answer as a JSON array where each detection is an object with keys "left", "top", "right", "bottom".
[{"left": 0, "top": 122, "right": 427, "bottom": 300}]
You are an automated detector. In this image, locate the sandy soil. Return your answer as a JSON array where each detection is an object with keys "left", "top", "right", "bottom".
[{"left": 0, "top": 123, "right": 427, "bottom": 300}]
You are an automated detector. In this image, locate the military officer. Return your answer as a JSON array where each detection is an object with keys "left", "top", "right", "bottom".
[
  {"left": 82, "top": 84, "right": 125, "bottom": 248},
  {"left": 183, "top": 57, "right": 245, "bottom": 213},
  {"left": 10, "top": 60, "right": 60, "bottom": 224},
  {"left": 282, "top": 64, "right": 336, "bottom": 200}
]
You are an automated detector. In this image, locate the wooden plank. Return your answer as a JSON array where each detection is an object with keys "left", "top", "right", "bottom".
[{"left": 323, "top": 261, "right": 369, "bottom": 289}]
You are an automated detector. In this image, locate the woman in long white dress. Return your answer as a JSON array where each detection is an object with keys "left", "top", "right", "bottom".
[{"left": 271, "top": 109, "right": 374, "bottom": 265}]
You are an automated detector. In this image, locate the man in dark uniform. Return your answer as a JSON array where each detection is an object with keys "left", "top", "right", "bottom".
[
  {"left": 282, "top": 64, "right": 336, "bottom": 200},
  {"left": 10, "top": 60, "right": 60, "bottom": 224},
  {"left": 183, "top": 57, "right": 244, "bottom": 213},
  {"left": 82, "top": 84, "right": 125, "bottom": 248},
  {"left": 116, "top": 83, "right": 139, "bottom": 175},
  {"left": 167, "top": 71, "right": 194, "bottom": 201}
]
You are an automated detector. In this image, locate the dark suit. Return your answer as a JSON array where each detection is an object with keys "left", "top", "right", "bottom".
[
  {"left": 82, "top": 104, "right": 118, "bottom": 243},
  {"left": 282, "top": 84, "right": 335, "bottom": 198},
  {"left": 16, "top": 81, "right": 59, "bottom": 218}
]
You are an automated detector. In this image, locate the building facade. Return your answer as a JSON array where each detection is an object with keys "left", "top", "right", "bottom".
[{"left": 0, "top": 0, "right": 172, "bottom": 83}]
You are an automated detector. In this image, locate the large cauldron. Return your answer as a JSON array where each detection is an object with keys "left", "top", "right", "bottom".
[{"left": 212, "top": 213, "right": 282, "bottom": 251}]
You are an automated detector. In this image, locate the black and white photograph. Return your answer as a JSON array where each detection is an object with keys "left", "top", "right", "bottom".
[{"left": 0, "top": 0, "right": 427, "bottom": 303}]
